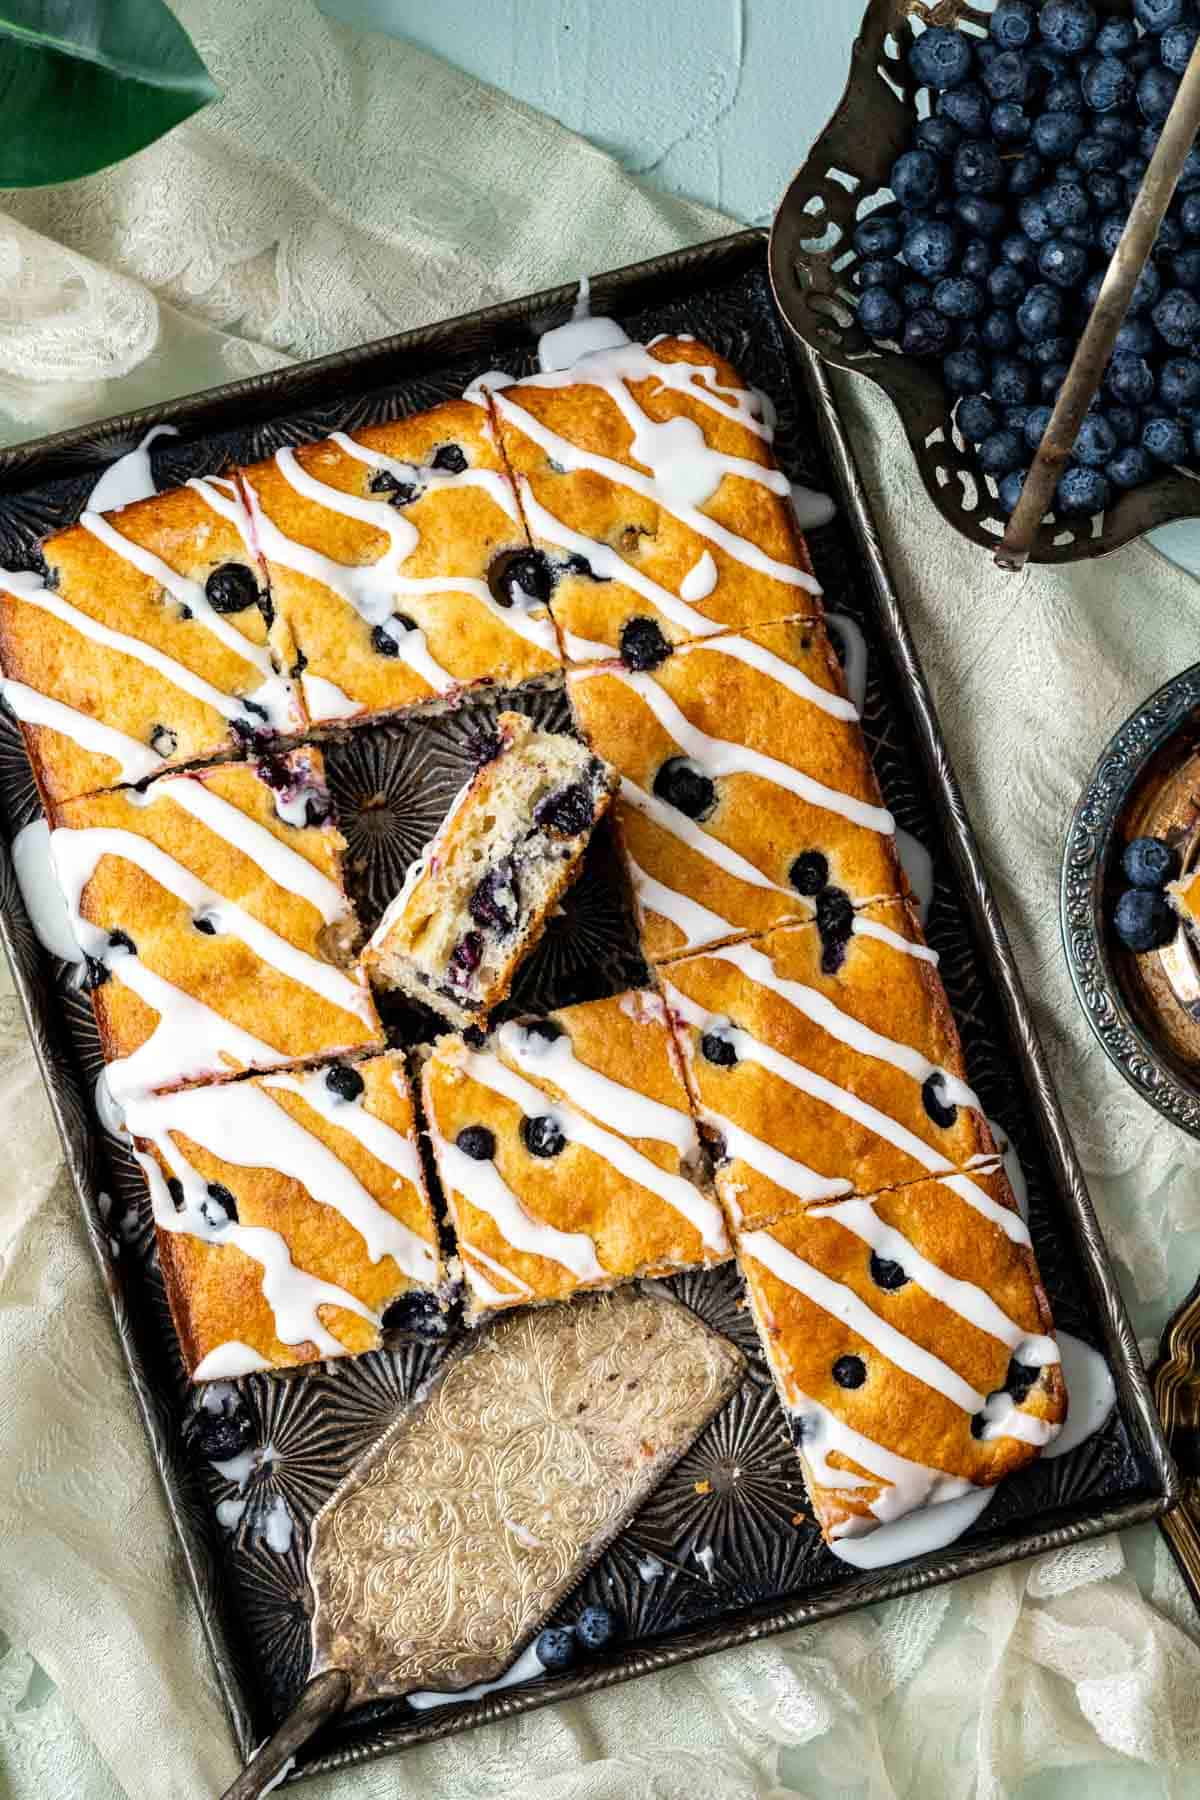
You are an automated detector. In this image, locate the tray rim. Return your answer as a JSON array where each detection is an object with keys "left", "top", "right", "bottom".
[{"left": 0, "top": 228, "right": 1178, "bottom": 1782}]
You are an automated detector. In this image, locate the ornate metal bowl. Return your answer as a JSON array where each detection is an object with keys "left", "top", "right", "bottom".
[{"left": 769, "top": 0, "right": 1200, "bottom": 563}]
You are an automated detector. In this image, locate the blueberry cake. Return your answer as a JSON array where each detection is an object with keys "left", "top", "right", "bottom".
[
  {"left": 660, "top": 902, "right": 1003, "bottom": 1231},
  {"left": 49, "top": 750, "right": 382, "bottom": 1100},
  {"left": 486, "top": 335, "right": 823, "bottom": 662},
  {"left": 737, "top": 1171, "right": 1065, "bottom": 1542},
  {"left": 125, "top": 1051, "right": 444, "bottom": 1377},
  {"left": 0, "top": 482, "right": 303, "bottom": 808},
  {"left": 421, "top": 990, "right": 729, "bottom": 1320},
  {"left": 237, "top": 400, "right": 560, "bottom": 725},
  {"left": 362, "top": 712, "right": 616, "bottom": 1029},
  {"left": 568, "top": 619, "right": 907, "bottom": 961}
]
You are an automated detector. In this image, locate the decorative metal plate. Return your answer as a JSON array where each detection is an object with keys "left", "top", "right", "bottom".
[
  {"left": 767, "top": 0, "right": 1200, "bottom": 564},
  {"left": 0, "top": 232, "right": 1175, "bottom": 1785}
]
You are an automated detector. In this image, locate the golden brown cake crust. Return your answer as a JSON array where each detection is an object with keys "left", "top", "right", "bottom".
[
  {"left": 737, "top": 1171, "right": 1064, "bottom": 1540},
  {"left": 569, "top": 619, "right": 906, "bottom": 959},
  {"left": 493, "top": 336, "right": 822, "bottom": 657},
  {"left": 143, "top": 1053, "right": 440, "bottom": 1376},
  {"left": 51, "top": 752, "right": 382, "bottom": 1093},
  {"left": 239, "top": 399, "right": 558, "bottom": 725},
  {"left": 662, "top": 904, "right": 998, "bottom": 1227},
  {"left": 421, "top": 990, "right": 727, "bottom": 1317}
]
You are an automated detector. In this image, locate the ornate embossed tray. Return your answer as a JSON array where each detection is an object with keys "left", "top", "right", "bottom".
[
  {"left": 0, "top": 233, "right": 1177, "bottom": 1783},
  {"left": 768, "top": 0, "right": 1200, "bottom": 564}
]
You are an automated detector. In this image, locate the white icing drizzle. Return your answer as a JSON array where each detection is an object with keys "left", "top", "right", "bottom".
[
  {"left": 301, "top": 673, "right": 360, "bottom": 720},
  {"left": 160, "top": 774, "right": 348, "bottom": 925},
  {"left": 408, "top": 1639, "right": 547, "bottom": 1712},
  {"left": 852, "top": 912, "right": 938, "bottom": 963},
  {"left": 86, "top": 425, "right": 179, "bottom": 513},
  {"left": 51, "top": 825, "right": 374, "bottom": 1028},
  {"left": 894, "top": 828, "right": 934, "bottom": 927},
  {"left": 680, "top": 550, "right": 718, "bottom": 603},
  {"left": 537, "top": 278, "right": 633, "bottom": 372},
  {"left": 618, "top": 776, "right": 790, "bottom": 894},
  {"left": 625, "top": 853, "right": 737, "bottom": 952},
  {"left": 0, "top": 676, "right": 165, "bottom": 784},
  {"left": 192, "top": 1341, "right": 272, "bottom": 1380},
  {"left": 692, "top": 631, "right": 857, "bottom": 722},
  {"left": 329, "top": 430, "right": 523, "bottom": 524},
  {"left": 434, "top": 1130, "right": 605, "bottom": 1282},
  {"left": 521, "top": 334, "right": 778, "bottom": 443},
  {"left": 824, "top": 612, "right": 868, "bottom": 715},
  {"left": 782, "top": 1380, "right": 979, "bottom": 1527},
  {"left": 457, "top": 1238, "right": 533, "bottom": 1303},
  {"left": 1044, "top": 1331, "right": 1116, "bottom": 1460},
  {"left": 711, "top": 1114, "right": 852, "bottom": 1211},
  {"left": 789, "top": 483, "right": 836, "bottom": 531},
  {"left": 988, "top": 1117, "right": 1029, "bottom": 1223},
  {"left": 261, "top": 1066, "right": 425, "bottom": 1196},
  {"left": 128, "top": 1078, "right": 435, "bottom": 1279},
  {"left": 711, "top": 937, "right": 977, "bottom": 1109},
  {"left": 12, "top": 818, "right": 81, "bottom": 961},
  {"left": 576, "top": 664, "right": 892, "bottom": 834},
  {"left": 459, "top": 1047, "right": 727, "bottom": 1253},
  {"left": 829, "top": 1488, "right": 994, "bottom": 1568},
  {"left": 104, "top": 954, "right": 283, "bottom": 1101},
  {"left": 94, "top": 1071, "right": 129, "bottom": 1140},
  {"left": 495, "top": 1014, "right": 699, "bottom": 1157}
]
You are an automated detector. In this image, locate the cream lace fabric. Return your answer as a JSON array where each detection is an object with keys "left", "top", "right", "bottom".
[{"left": 1, "top": 2, "right": 1199, "bottom": 1794}]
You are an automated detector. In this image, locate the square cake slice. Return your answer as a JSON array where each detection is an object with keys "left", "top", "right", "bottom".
[
  {"left": 0, "top": 480, "right": 303, "bottom": 807},
  {"left": 237, "top": 399, "right": 561, "bottom": 727},
  {"left": 735, "top": 1171, "right": 1065, "bottom": 1542},
  {"left": 421, "top": 989, "right": 729, "bottom": 1320},
  {"left": 361, "top": 712, "right": 616, "bottom": 1030},
  {"left": 661, "top": 904, "right": 1003, "bottom": 1230},
  {"left": 568, "top": 618, "right": 906, "bottom": 961},
  {"left": 126, "top": 1052, "right": 444, "bottom": 1379},
  {"left": 50, "top": 749, "right": 383, "bottom": 1100},
  {"left": 486, "top": 334, "right": 822, "bottom": 662}
]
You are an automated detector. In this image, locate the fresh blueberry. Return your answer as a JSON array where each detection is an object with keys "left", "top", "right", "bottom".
[
  {"left": 456, "top": 1125, "right": 496, "bottom": 1160},
  {"left": 988, "top": 264, "right": 1026, "bottom": 307},
  {"left": 909, "top": 25, "right": 973, "bottom": 91},
  {"left": 1098, "top": 214, "right": 1127, "bottom": 258},
  {"left": 1106, "top": 405, "right": 1139, "bottom": 445},
  {"left": 977, "top": 428, "right": 1025, "bottom": 476},
  {"left": 1037, "top": 237, "right": 1089, "bottom": 289},
  {"left": 1073, "top": 415, "right": 1117, "bottom": 466},
  {"left": 1004, "top": 403, "right": 1033, "bottom": 437},
  {"left": 914, "top": 115, "right": 963, "bottom": 160},
  {"left": 891, "top": 149, "right": 942, "bottom": 210},
  {"left": 1182, "top": 193, "right": 1200, "bottom": 240},
  {"left": 534, "top": 780, "right": 595, "bottom": 835},
  {"left": 489, "top": 548, "right": 553, "bottom": 608},
  {"left": 576, "top": 1605, "right": 619, "bottom": 1651},
  {"left": 1043, "top": 180, "right": 1090, "bottom": 229},
  {"left": 902, "top": 306, "right": 954, "bottom": 357},
  {"left": 980, "top": 309, "right": 1018, "bottom": 353},
  {"left": 1000, "top": 232, "right": 1038, "bottom": 273},
  {"left": 1161, "top": 21, "right": 1200, "bottom": 73},
  {"left": 901, "top": 279, "right": 934, "bottom": 311},
  {"left": 1179, "top": 148, "right": 1200, "bottom": 191},
  {"left": 469, "top": 857, "right": 520, "bottom": 934},
  {"left": 1107, "top": 352, "right": 1156, "bottom": 404},
  {"left": 869, "top": 1250, "right": 910, "bottom": 1291},
  {"left": 205, "top": 563, "right": 260, "bottom": 615},
  {"left": 961, "top": 237, "right": 993, "bottom": 281},
  {"left": 701, "top": 1030, "right": 738, "bottom": 1068},
  {"left": 902, "top": 219, "right": 957, "bottom": 278},
  {"left": 1093, "top": 111, "right": 1135, "bottom": 141},
  {"left": 369, "top": 469, "right": 419, "bottom": 506},
  {"left": 789, "top": 850, "right": 830, "bottom": 895},
  {"left": 1038, "top": 2, "right": 1098, "bottom": 56},
  {"left": 523, "top": 1113, "right": 567, "bottom": 1158},
  {"left": 370, "top": 621, "right": 402, "bottom": 657},
  {"left": 1172, "top": 247, "right": 1200, "bottom": 289},
  {"left": 653, "top": 757, "right": 717, "bottom": 821},
  {"left": 933, "top": 275, "right": 985, "bottom": 318},
  {"left": 938, "top": 82, "right": 990, "bottom": 136},
  {"left": 992, "top": 357, "right": 1034, "bottom": 405},
  {"left": 1040, "top": 359, "right": 1070, "bottom": 397},
  {"left": 380, "top": 1290, "right": 444, "bottom": 1335},
  {"left": 1153, "top": 286, "right": 1200, "bottom": 345},
  {"left": 981, "top": 50, "right": 1029, "bottom": 103},
  {"left": 189, "top": 1398, "right": 254, "bottom": 1462},
  {"left": 853, "top": 215, "right": 903, "bottom": 257},
  {"left": 1095, "top": 16, "right": 1137, "bottom": 54},
  {"left": 922, "top": 1070, "right": 958, "bottom": 1128},
  {"left": 534, "top": 1628, "right": 577, "bottom": 1673},
  {"left": 1143, "top": 414, "right": 1188, "bottom": 462},
  {"left": 991, "top": 101, "right": 1031, "bottom": 143},
  {"left": 1128, "top": 262, "right": 1163, "bottom": 313},
  {"left": 1028, "top": 44, "right": 1069, "bottom": 85},
  {"left": 1024, "top": 403, "right": 1054, "bottom": 451},
  {"left": 1017, "top": 283, "right": 1065, "bottom": 340},
  {"left": 943, "top": 347, "right": 989, "bottom": 393},
  {"left": 1074, "top": 132, "right": 1120, "bottom": 174},
  {"left": 1086, "top": 173, "right": 1123, "bottom": 211},
  {"left": 1114, "top": 317, "right": 1154, "bottom": 356},
  {"left": 993, "top": 0, "right": 1037, "bottom": 46},
  {"left": 1017, "top": 195, "right": 1053, "bottom": 243},
  {"left": 1110, "top": 443, "right": 1151, "bottom": 488},
  {"left": 1113, "top": 887, "right": 1176, "bottom": 951},
  {"left": 1082, "top": 56, "right": 1134, "bottom": 112},
  {"left": 1156, "top": 215, "right": 1185, "bottom": 258},
  {"left": 1122, "top": 836, "right": 1180, "bottom": 888},
  {"left": 431, "top": 443, "right": 467, "bottom": 473},
  {"left": 1055, "top": 465, "right": 1111, "bottom": 513},
  {"left": 1139, "top": 65, "right": 1180, "bottom": 122},
  {"left": 854, "top": 257, "right": 903, "bottom": 292},
  {"left": 832, "top": 1354, "right": 868, "bottom": 1390},
  {"left": 954, "top": 195, "right": 1007, "bottom": 236},
  {"left": 1160, "top": 355, "right": 1200, "bottom": 407},
  {"left": 1007, "top": 150, "right": 1045, "bottom": 195},
  {"left": 1082, "top": 269, "right": 1106, "bottom": 312},
  {"left": 1033, "top": 110, "right": 1085, "bottom": 157},
  {"left": 1134, "top": 0, "right": 1187, "bottom": 29},
  {"left": 619, "top": 615, "right": 673, "bottom": 670},
  {"left": 325, "top": 1062, "right": 365, "bottom": 1103},
  {"left": 997, "top": 468, "right": 1030, "bottom": 512}
]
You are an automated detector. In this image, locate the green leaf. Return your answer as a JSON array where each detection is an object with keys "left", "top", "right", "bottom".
[{"left": 0, "top": 0, "right": 219, "bottom": 188}]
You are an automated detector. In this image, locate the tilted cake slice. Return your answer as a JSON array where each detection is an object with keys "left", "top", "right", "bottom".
[
  {"left": 661, "top": 903, "right": 1006, "bottom": 1230},
  {"left": 237, "top": 399, "right": 561, "bottom": 727},
  {"left": 484, "top": 334, "right": 823, "bottom": 663},
  {"left": 361, "top": 712, "right": 616, "bottom": 1030},
  {"left": 736, "top": 1171, "right": 1064, "bottom": 1541},
  {"left": 126, "top": 1052, "right": 445, "bottom": 1379},
  {"left": 50, "top": 749, "right": 383, "bottom": 1100},
  {"left": 421, "top": 990, "right": 729, "bottom": 1320},
  {"left": 0, "top": 480, "right": 303, "bottom": 807},
  {"left": 568, "top": 619, "right": 906, "bottom": 963}
]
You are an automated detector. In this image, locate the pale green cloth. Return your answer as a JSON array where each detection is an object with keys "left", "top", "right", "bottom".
[{"left": 2, "top": 3, "right": 1200, "bottom": 1796}]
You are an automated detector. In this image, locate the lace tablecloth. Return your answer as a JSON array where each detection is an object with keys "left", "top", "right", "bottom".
[{"left": 2, "top": 2, "right": 1200, "bottom": 1793}]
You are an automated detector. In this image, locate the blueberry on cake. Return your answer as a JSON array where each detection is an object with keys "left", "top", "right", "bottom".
[
  {"left": 568, "top": 618, "right": 907, "bottom": 961},
  {"left": 236, "top": 399, "right": 560, "bottom": 726},
  {"left": 421, "top": 990, "right": 729, "bottom": 1320},
  {"left": 0, "top": 481, "right": 303, "bottom": 807},
  {"left": 661, "top": 902, "right": 1004, "bottom": 1231},
  {"left": 483, "top": 334, "right": 823, "bottom": 662},
  {"left": 126, "top": 1051, "right": 445, "bottom": 1378},
  {"left": 362, "top": 712, "right": 617, "bottom": 1030},
  {"left": 50, "top": 750, "right": 382, "bottom": 1099},
  {"left": 736, "top": 1170, "right": 1065, "bottom": 1542}
]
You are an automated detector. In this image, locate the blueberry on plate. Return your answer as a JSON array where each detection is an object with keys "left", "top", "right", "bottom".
[
  {"left": 853, "top": 215, "right": 902, "bottom": 257},
  {"left": 977, "top": 428, "right": 1025, "bottom": 476},
  {"left": 1142, "top": 414, "right": 1188, "bottom": 463},
  {"left": 1113, "top": 887, "right": 1176, "bottom": 952},
  {"left": 981, "top": 51, "right": 1028, "bottom": 104},
  {"left": 576, "top": 1605, "right": 620, "bottom": 1652},
  {"left": 1056, "top": 465, "right": 1111, "bottom": 515},
  {"left": 1017, "top": 195, "right": 1053, "bottom": 244},
  {"left": 932, "top": 275, "right": 984, "bottom": 319},
  {"left": 909, "top": 25, "right": 973, "bottom": 92},
  {"left": 991, "top": 101, "right": 1031, "bottom": 144},
  {"left": 1043, "top": 180, "right": 1090, "bottom": 231},
  {"left": 854, "top": 257, "right": 903, "bottom": 292},
  {"left": 1037, "top": 238, "right": 1089, "bottom": 289},
  {"left": 942, "top": 347, "right": 988, "bottom": 393},
  {"left": 954, "top": 195, "right": 1007, "bottom": 236},
  {"left": 534, "top": 1627, "right": 577, "bottom": 1673},
  {"left": 903, "top": 220, "right": 957, "bottom": 278},
  {"left": 904, "top": 310, "right": 953, "bottom": 364},
  {"left": 914, "top": 115, "right": 962, "bottom": 160},
  {"left": 892, "top": 149, "right": 942, "bottom": 210},
  {"left": 992, "top": 357, "right": 1034, "bottom": 406},
  {"left": 1082, "top": 56, "right": 1134, "bottom": 113},
  {"left": 1033, "top": 110, "right": 1085, "bottom": 158},
  {"left": 857, "top": 286, "right": 902, "bottom": 340},
  {"left": 1139, "top": 66, "right": 1180, "bottom": 123},
  {"left": 1073, "top": 415, "right": 1117, "bottom": 467},
  {"left": 1122, "top": 836, "right": 1180, "bottom": 888},
  {"left": 1016, "top": 283, "right": 1064, "bottom": 341},
  {"left": 189, "top": 1397, "right": 254, "bottom": 1462},
  {"left": 938, "top": 82, "right": 989, "bottom": 137},
  {"left": 1039, "top": 1, "right": 1098, "bottom": 55},
  {"left": 997, "top": 468, "right": 1029, "bottom": 513},
  {"left": 992, "top": 0, "right": 1036, "bottom": 47},
  {"left": 1107, "top": 352, "right": 1156, "bottom": 405},
  {"left": 956, "top": 394, "right": 999, "bottom": 442}
]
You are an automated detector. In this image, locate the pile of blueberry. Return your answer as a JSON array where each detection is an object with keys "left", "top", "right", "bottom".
[
  {"left": 855, "top": 0, "right": 1200, "bottom": 516},
  {"left": 534, "top": 1604, "right": 620, "bottom": 1672},
  {"left": 1113, "top": 833, "right": 1179, "bottom": 948}
]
